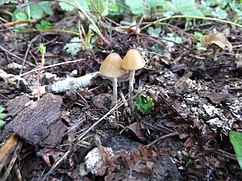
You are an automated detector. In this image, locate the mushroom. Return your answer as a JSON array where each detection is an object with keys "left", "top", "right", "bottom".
[
  {"left": 200, "top": 32, "right": 232, "bottom": 60},
  {"left": 200, "top": 32, "right": 232, "bottom": 52},
  {"left": 99, "top": 53, "right": 127, "bottom": 106},
  {"left": 121, "top": 49, "right": 145, "bottom": 109}
]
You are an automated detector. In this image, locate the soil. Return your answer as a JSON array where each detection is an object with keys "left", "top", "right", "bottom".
[{"left": 0, "top": 8, "right": 242, "bottom": 181}]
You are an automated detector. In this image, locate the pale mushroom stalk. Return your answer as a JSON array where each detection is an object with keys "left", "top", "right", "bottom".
[
  {"left": 129, "top": 70, "right": 135, "bottom": 94},
  {"left": 112, "top": 77, "right": 118, "bottom": 106},
  {"left": 128, "top": 70, "right": 136, "bottom": 110}
]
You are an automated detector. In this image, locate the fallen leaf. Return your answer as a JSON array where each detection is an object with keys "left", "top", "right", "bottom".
[{"left": 127, "top": 122, "right": 146, "bottom": 141}]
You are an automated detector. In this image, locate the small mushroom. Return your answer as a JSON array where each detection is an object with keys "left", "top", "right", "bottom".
[
  {"left": 200, "top": 32, "right": 232, "bottom": 52},
  {"left": 200, "top": 32, "right": 232, "bottom": 61},
  {"left": 121, "top": 49, "right": 145, "bottom": 110},
  {"left": 99, "top": 53, "right": 127, "bottom": 106}
]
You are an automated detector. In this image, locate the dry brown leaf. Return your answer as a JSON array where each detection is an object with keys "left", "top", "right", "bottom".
[{"left": 127, "top": 122, "right": 146, "bottom": 141}]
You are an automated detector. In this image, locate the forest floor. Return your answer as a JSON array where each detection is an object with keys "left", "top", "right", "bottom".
[{"left": 0, "top": 6, "right": 242, "bottom": 181}]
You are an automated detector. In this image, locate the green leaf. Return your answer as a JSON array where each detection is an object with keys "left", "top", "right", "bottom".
[
  {"left": 12, "top": 9, "right": 28, "bottom": 21},
  {"left": 125, "top": 0, "right": 145, "bottom": 15},
  {"left": 64, "top": 37, "right": 82, "bottom": 55},
  {"left": 147, "top": 26, "right": 161, "bottom": 37},
  {"left": 89, "top": 0, "right": 108, "bottom": 17},
  {"left": 194, "top": 31, "right": 203, "bottom": 40},
  {"left": 146, "top": 0, "right": 164, "bottom": 9},
  {"left": 12, "top": 2, "right": 53, "bottom": 21},
  {"left": 230, "top": 130, "right": 242, "bottom": 169},
  {"left": 217, "top": 0, "right": 230, "bottom": 8},
  {"left": 59, "top": 0, "right": 89, "bottom": 11},
  {"left": 164, "top": 33, "right": 184, "bottom": 44},
  {"left": 108, "top": 2, "right": 119, "bottom": 13},
  {"left": 35, "top": 20, "right": 52, "bottom": 30},
  {"left": 0, "top": 120, "right": 5, "bottom": 127},
  {"left": 28, "top": 2, "right": 53, "bottom": 19},
  {"left": 0, "top": 106, "right": 6, "bottom": 122},
  {"left": 0, "top": 106, "right": 5, "bottom": 113},
  {"left": 212, "top": 6, "right": 228, "bottom": 19},
  {"left": 199, "top": 4, "right": 213, "bottom": 16},
  {"left": 171, "top": 0, "right": 204, "bottom": 17},
  {"left": 39, "top": 43, "right": 46, "bottom": 55},
  {"left": 151, "top": 43, "right": 164, "bottom": 54},
  {"left": 134, "top": 95, "right": 154, "bottom": 114}
]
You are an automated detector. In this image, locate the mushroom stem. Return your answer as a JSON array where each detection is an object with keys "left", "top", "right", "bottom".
[
  {"left": 112, "top": 77, "right": 118, "bottom": 106},
  {"left": 129, "top": 70, "right": 135, "bottom": 94},
  {"left": 129, "top": 70, "right": 136, "bottom": 110}
]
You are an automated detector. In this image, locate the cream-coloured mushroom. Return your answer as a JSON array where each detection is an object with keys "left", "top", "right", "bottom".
[
  {"left": 99, "top": 53, "right": 127, "bottom": 106},
  {"left": 200, "top": 32, "right": 232, "bottom": 61},
  {"left": 121, "top": 49, "right": 145, "bottom": 110},
  {"left": 200, "top": 32, "right": 232, "bottom": 52}
]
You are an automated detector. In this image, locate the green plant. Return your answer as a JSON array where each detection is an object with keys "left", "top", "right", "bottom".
[
  {"left": 12, "top": 2, "right": 53, "bottom": 21},
  {"left": 147, "top": 26, "right": 162, "bottom": 37},
  {"left": 64, "top": 37, "right": 82, "bottom": 55},
  {"left": 194, "top": 31, "right": 207, "bottom": 51},
  {"left": 35, "top": 20, "right": 52, "bottom": 30},
  {"left": 134, "top": 95, "right": 154, "bottom": 114},
  {"left": 185, "top": 158, "right": 193, "bottom": 167},
  {"left": 59, "top": 0, "right": 89, "bottom": 11},
  {"left": 229, "top": 130, "right": 242, "bottom": 169},
  {"left": 39, "top": 43, "right": 46, "bottom": 60},
  {"left": 0, "top": 106, "right": 6, "bottom": 127}
]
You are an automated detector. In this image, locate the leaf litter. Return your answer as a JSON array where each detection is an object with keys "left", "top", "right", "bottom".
[{"left": 0, "top": 7, "right": 241, "bottom": 181}]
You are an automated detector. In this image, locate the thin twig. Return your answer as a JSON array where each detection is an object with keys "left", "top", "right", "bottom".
[
  {"left": 18, "top": 36, "right": 40, "bottom": 85},
  {"left": 19, "top": 58, "right": 85, "bottom": 77},
  {"left": 145, "top": 132, "right": 179, "bottom": 147},
  {"left": 0, "top": 19, "right": 37, "bottom": 28},
  {"left": 141, "top": 15, "right": 242, "bottom": 30},
  {"left": 23, "top": 29, "right": 79, "bottom": 36},
  {"left": 77, "top": 101, "right": 124, "bottom": 141},
  {"left": 0, "top": 45, "right": 35, "bottom": 66}
]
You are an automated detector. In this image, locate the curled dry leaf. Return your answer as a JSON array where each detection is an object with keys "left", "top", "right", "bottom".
[
  {"left": 200, "top": 32, "right": 232, "bottom": 52},
  {"left": 37, "top": 148, "right": 74, "bottom": 169},
  {"left": 127, "top": 122, "right": 146, "bottom": 141}
]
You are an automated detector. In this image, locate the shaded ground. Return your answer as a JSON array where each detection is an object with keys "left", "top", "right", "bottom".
[{"left": 0, "top": 8, "right": 242, "bottom": 181}]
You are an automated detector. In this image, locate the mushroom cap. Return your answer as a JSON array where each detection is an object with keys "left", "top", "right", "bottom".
[
  {"left": 99, "top": 53, "right": 127, "bottom": 78},
  {"left": 200, "top": 32, "right": 232, "bottom": 52},
  {"left": 121, "top": 49, "right": 145, "bottom": 70}
]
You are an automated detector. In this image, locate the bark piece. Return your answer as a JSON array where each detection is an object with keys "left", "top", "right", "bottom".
[{"left": 3, "top": 93, "right": 65, "bottom": 147}]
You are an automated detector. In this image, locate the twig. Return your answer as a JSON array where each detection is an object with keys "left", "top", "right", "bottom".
[
  {"left": 145, "top": 132, "right": 179, "bottom": 147},
  {"left": 77, "top": 101, "right": 124, "bottom": 141},
  {"left": 0, "top": 19, "right": 37, "bottom": 28},
  {"left": 216, "top": 149, "right": 237, "bottom": 161},
  {"left": 19, "top": 58, "right": 85, "bottom": 77},
  {"left": 141, "top": 15, "right": 242, "bottom": 30},
  {"left": 120, "top": 91, "right": 131, "bottom": 115},
  {"left": 0, "top": 45, "right": 35, "bottom": 66},
  {"left": 18, "top": 36, "right": 40, "bottom": 85},
  {"left": 23, "top": 29, "right": 79, "bottom": 36}
]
